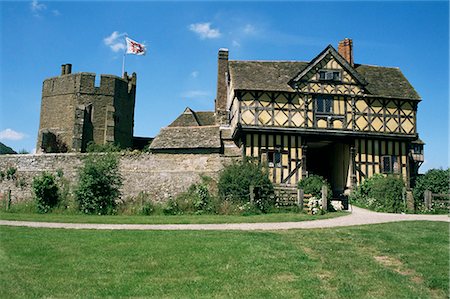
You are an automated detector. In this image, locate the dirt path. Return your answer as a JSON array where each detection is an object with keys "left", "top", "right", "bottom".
[{"left": 0, "top": 206, "right": 447, "bottom": 231}]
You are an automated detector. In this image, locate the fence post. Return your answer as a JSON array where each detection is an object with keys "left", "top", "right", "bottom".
[
  {"left": 424, "top": 190, "right": 432, "bottom": 209},
  {"left": 6, "top": 189, "right": 11, "bottom": 211},
  {"left": 298, "top": 188, "right": 304, "bottom": 211},
  {"left": 321, "top": 185, "right": 328, "bottom": 211},
  {"left": 249, "top": 185, "right": 254, "bottom": 203}
]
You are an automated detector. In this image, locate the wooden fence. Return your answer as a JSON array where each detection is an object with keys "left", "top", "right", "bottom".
[{"left": 423, "top": 190, "right": 450, "bottom": 211}]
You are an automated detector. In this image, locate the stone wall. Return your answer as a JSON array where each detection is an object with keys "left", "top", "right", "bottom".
[
  {"left": 37, "top": 68, "right": 136, "bottom": 153},
  {"left": 0, "top": 153, "right": 235, "bottom": 204}
]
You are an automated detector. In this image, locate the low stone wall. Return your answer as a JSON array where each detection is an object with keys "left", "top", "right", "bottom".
[{"left": 0, "top": 153, "right": 235, "bottom": 203}]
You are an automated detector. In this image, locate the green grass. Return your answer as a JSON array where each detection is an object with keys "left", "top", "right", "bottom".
[
  {"left": 0, "top": 210, "right": 347, "bottom": 224},
  {"left": 0, "top": 221, "right": 448, "bottom": 298}
]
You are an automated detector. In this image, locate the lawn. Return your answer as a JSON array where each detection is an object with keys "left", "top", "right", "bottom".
[
  {"left": 0, "top": 221, "right": 448, "bottom": 298},
  {"left": 0, "top": 210, "right": 348, "bottom": 224}
]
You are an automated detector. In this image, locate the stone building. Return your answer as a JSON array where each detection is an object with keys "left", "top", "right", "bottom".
[
  {"left": 152, "top": 38, "right": 424, "bottom": 196},
  {"left": 36, "top": 64, "right": 136, "bottom": 153}
]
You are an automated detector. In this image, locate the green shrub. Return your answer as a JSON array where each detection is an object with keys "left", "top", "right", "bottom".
[
  {"left": 298, "top": 174, "right": 332, "bottom": 200},
  {"left": 164, "top": 179, "right": 214, "bottom": 215},
  {"left": 218, "top": 158, "right": 274, "bottom": 213},
  {"left": 32, "top": 172, "right": 59, "bottom": 213},
  {"left": 86, "top": 142, "right": 121, "bottom": 153},
  {"left": 75, "top": 153, "right": 122, "bottom": 215},
  {"left": 6, "top": 167, "right": 17, "bottom": 180},
  {"left": 413, "top": 168, "right": 449, "bottom": 209},
  {"left": 351, "top": 174, "right": 405, "bottom": 213}
]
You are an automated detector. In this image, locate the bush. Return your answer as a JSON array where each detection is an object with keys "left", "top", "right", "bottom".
[
  {"left": 86, "top": 142, "right": 121, "bottom": 153},
  {"left": 351, "top": 174, "right": 405, "bottom": 213},
  {"left": 218, "top": 158, "right": 274, "bottom": 213},
  {"left": 75, "top": 153, "right": 122, "bottom": 215},
  {"left": 298, "top": 174, "right": 332, "bottom": 200},
  {"left": 413, "top": 168, "right": 449, "bottom": 209},
  {"left": 32, "top": 172, "right": 59, "bottom": 213},
  {"left": 164, "top": 179, "right": 214, "bottom": 215}
]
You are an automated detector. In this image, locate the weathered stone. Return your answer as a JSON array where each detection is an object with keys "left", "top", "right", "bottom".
[{"left": 0, "top": 153, "right": 236, "bottom": 204}]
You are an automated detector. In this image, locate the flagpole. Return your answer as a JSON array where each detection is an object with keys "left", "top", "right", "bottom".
[{"left": 122, "top": 53, "right": 126, "bottom": 77}]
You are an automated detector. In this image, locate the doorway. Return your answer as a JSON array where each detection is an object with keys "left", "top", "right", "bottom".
[{"left": 306, "top": 141, "right": 350, "bottom": 196}]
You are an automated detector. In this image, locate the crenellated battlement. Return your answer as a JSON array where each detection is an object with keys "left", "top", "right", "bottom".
[{"left": 43, "top": 67, "right": 136, "bottom": 98}]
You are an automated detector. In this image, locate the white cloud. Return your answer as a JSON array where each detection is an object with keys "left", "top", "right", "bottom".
[
  {"left": 52, "top": 9, "right": 61, "bottom": 16},
  {"left": 181, "top": 90, "right": 211, "bottom": 99},
  {"left": 30, "top": 0, "right": 46, "bottom": 17},
  {"left": 232, "top": 40, "right": 241, "bottom": 48},
  {"left": 190, "top": 71, "right": 199, "bottom": 78},
  {"left": 0, "top": 129, "right": 27, "bottom": 141},
  {"left": 189, "top": 23, "right": 221, "bottom": 39},
  {"left": 243, "top": 24, "right": 256, "bottom": 35},
  {"left": 103, "top": 31, "right": 127, "bottom": 52}
]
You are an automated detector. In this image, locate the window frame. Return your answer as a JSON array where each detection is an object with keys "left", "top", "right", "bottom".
[
  {"left": 318, "top": 69, "right": 342, "bottom": 82},
  {"left": 266, "top": 149, "right": 282, "bottom": 168},
  {"left": 315, "top": 95, "right": 334, "bottom": 114},
  {"left": 381, "top": 155, "right": 400, "bottom": 174}
]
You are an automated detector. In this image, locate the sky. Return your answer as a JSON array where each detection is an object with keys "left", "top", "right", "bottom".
[{"left": 0, "top": 1, "right": 448, "bottom": 172}]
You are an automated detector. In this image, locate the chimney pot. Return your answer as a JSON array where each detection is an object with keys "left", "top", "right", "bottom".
[{"left": 338, "top": 38, "right": 354, "bottom": 66}]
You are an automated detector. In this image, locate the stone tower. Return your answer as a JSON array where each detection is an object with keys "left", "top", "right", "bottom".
[{"left": 36, "top": 64, "right": 136, "bottom": 153}]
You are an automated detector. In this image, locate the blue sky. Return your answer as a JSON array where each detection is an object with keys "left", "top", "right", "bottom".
[{"left": 0, "top": 1, "right": 448, "bottom": 171}]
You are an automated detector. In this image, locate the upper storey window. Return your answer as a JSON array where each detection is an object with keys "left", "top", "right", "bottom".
[
  {"left": 318, "top": 70, "right": 341, "bottom": 81},
  {"left": 315, "top": 95, "right": 333, "bottom": 114}
]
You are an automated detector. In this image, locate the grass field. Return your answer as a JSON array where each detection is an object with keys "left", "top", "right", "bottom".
[
  {"left": 0, "top": 210, "right": 347, "bottom": 224},
  {"left": 1, "top": 221, "right": 448, "bottom": 298}
]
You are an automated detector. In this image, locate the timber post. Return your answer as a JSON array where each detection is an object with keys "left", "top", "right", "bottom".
[
  {"left": 298, "top": 188, "right": 304, "bottom": 211},
  {"left": 6, "top": 189, "right": 11, "bottom": 211},
  {"left": 424, "top": 190, "right": 432, "bottom": 209},
  {"left": 350, "top": 146, "right": 357, "bottom": 189},
  {"left": 321, "top": 185, "right": 328, "bottom": 211},
  {"left": 301, "top": 145, "right": 308, "bottom": 179}
]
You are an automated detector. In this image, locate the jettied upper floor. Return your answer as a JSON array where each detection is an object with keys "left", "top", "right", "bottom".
[{"left": 215, "top": 39, "right": 421, "bottom": 141}]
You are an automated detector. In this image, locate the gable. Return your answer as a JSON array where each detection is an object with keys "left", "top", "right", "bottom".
[
  {"left": 292, "top": 54, "right": 366, "bottom": 96},
  {"left": 168, "top": 107, "right": 200, "bottom": 127},
  {"left": 289, "top": 45, "right": 368, "bottom": 88}
]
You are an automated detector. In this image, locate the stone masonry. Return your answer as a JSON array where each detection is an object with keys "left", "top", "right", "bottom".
[
  {"left": 37, "top": 64, "right": 136, "bottom": 153},
  {"left": 0, "top": 153, "right": 235, "bottom": 204}
]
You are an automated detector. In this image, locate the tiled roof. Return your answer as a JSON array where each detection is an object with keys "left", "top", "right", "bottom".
[
  {"left": 228, "top": 61, "right": 420, "bottom": 100},
  {"left": 149, "top": 126, "right": 221, "bottom": 150}
]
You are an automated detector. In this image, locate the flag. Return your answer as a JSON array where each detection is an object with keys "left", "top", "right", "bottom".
[{"left": 125, "top": 37, "right": 146, "bottom": 55}]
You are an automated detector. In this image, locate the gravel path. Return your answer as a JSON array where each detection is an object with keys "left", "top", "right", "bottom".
[{"left": 0, "top": 206, "right": 447, "bottom": 231}]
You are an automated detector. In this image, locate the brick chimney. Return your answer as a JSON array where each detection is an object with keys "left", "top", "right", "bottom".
[
  {"left": 338, "top": 38, "right": 354, "bottom": 66},
  {"left": 215, "top": 48, "right": 229, "bottom": 114}
]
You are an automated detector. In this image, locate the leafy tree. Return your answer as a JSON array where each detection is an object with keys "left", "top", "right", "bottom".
[{"left": 75, "top": 153, "right": 122, "bottom": 215}]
